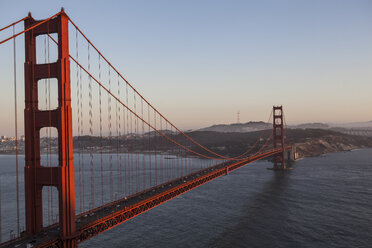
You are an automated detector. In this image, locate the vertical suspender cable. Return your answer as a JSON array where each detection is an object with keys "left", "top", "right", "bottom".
[
  {"left": 177, "top": 128, "right": 179, "bottom": 178},
  {"left": 160, "top": 118, "right": 163, "bottom": 183},
  {"left": 13, "top": 25, "right": 20, "bottom": 237},
  {"left": 122, "top": 83, "right": 126, "bottom": 196},
  {"left": 181, "top": 135, "right": 184, "bottom": 178},
  {"left": 180, "top": 133, "right": 183, "bottom": 178},
  {"left": 127, "top": 83, "right": 132, "bottom": 195},
  {"left": 154, "top": 111, "right": 157, "bottom": 186},
  {"left": 123, "top": 88, "right": 127, "bottom": 196},
  {"left": 80, "top": 46, "right": 85, "bottom": 212},
  {"left": 166, "top": 121, "right": 169, "bottom": 179},
  {"left": 178, "top": 131, "right": 181, "bottom": 177},
  {"left": 99, "top": 55, "right": 104, "bottom": 206},
  {"left": 172, "top": 126, "right": 175, "bottom": 178},
  {"left": 76, "top": 28, "right": 82, "bottom": 213},
  {"left": 175, "top": 126, "right": 178, "bottom": 179},
  {"left": 174, "top": 127, "right": 178, "bottom": 178},
  {"left": 134, "top": 91, "right": 138, "bottom": 193},
  {"left": 108, "top": 67, "right": 113, "bottom": 201},
  {"left": 170, "top": 124, "right": 173, "bottom": 180},
  {"left": 141, "top": 99, "right": 145, "bottom": 190},
  {"left": 148, "top": 105, "right": 151, "bottom": 187},
  {"left": 119, "top": 74, "right": 123, "bottom": 195},
  {"left": 88, "top": 43, "right": 95, "bottom": 209},
  {"left": 125, "top": 83, "right": 130, "bottom": 196},
  {"left": 116, "top": 74, "right": 120, "bottom": 195}
]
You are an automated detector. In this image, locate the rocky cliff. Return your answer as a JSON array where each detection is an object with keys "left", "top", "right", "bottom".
[{"left": 285, "top": 129, "right": 372, "bottom": 158}]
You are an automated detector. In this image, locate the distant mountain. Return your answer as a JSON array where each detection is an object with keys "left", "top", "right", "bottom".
[
  {"left": 289, "top": 123, "right": 330, "bottom": 129},
  {"left": 196, "top": 121, "right": 270, "bottom": 133},
  {"left": 329, "top": 121, "right": 372, "bottom": 129},
  {"left": 145, "top": 129, "right": 177, "bottom": 136},
  {"left": 197, "top": 121, "right": 333, "bottom": 133},
  {"left": 195, "top": 120, "right": 372, "bottom": 137},
  {"left": 287, "top": 121, "right": 372, "bottom": 130}
]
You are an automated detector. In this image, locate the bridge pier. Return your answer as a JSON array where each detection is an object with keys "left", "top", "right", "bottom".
[{"left": 267, "top": 106, "right": 293, "bottom": 171}]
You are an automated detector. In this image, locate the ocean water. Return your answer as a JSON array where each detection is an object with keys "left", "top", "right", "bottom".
[
  {"left": 81, "top": 148, "right": 372, "bottom": 248},
  {"left": 0, "top": 149, "right": 371, "bottom": 247}
]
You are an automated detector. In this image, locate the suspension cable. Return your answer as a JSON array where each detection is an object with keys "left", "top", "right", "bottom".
[
  {"left": 47, "top": 33, "right": 273, "bottom": 162},
  {"left": 108, "top": 66, "right": 113, "bottom": 201},
  {"left": 98, "top": 55, "right": 104, "bottom": 206},
  {"left": 75, "top": 27, "right": 83, "bottom": 213},
  {"left": 66, "top": 53, "right": 250, "bottom": 160},
  {"left": 232, "top": 110, "right": 273, "bottom": 159},
  {"left": 0, "top": 12, "right": 61, "bottom": 45},
  {"left": 116, "top": 73, "right": 121, "bottom": 195},
  {"left": 66, "top": 16, "right": 256, "bottom": 160},
  {"left": 0, "top": 16, "right": 29, "bottom": 32},
  {"left": 125, "top": 82, "right": 130, "bottom": 195},
  {"left": 251, "top": 132, "right": 273, "bottom": 157},
  {"left": 48, "top": 34, "right": 274, "bottom": 168},
  {"left": 88, "top": 42, "right": 95, "bottom": 209},
  {"left": 46, "top": 31, "right": 274, "bottom": 164}
]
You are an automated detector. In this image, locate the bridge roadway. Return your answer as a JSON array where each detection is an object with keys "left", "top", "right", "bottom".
[{"left": 0, "top": 147, "right": 291, "bottom": 248}]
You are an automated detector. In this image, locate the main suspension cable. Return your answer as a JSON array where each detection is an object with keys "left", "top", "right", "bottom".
[
  {"left": 67, "top": 52, "right": 222, "bottom": 160},
  {"left": 232, "top": 110, "right": 273, "bottom": 160},
  {"left": 0, "top": 12, "right": 61, "bottom": 45},
  {"left": 66, "top": 16, "right": 255, "bottom": 161},
  {"left": 0, "top": 16, "right": 29, "bottom": 32},
  {"left": 47, "top": 33, "right": 273, "bottom": 163}
]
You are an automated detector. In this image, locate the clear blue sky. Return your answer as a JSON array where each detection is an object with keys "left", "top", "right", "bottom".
[{"left": 0, "top": 0, "right": 371, "bottom": 135}]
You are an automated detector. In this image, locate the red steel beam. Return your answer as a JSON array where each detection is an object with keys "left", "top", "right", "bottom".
[
  {"left": 272, "top": 106, "right": 286, "bottom": 169},
  {"left": 23, "top": 9, "right": 76, "bottom": 248},
  {"left": 75, "top": 147, "right": 290, "bottom": 244}
]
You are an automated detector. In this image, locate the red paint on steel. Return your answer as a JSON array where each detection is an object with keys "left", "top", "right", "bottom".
[
  {"left": 75, "top": 148, "right": 290, "bottom": 243},
  {"left": 24, "top": 9, "right": 76, "bottom": 247},
  {"left": 272, "top": 106, "right": 286, "bottom": 169},
  {"left": 0, "top": 16, "right": 29, "bottom": 32},
  {"left": 25, "top": 148, "right": 290, "bottom": 248},
  {"left": 0, "top": 12, "right": 61, "bottom": 45}
]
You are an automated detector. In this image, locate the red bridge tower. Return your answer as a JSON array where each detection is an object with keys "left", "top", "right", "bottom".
[
  {"left": 24, "top": 9, "right": 76, "bottom": 247},
  {"left": 269, "top": 105, "right": 292, "bottom": 171}
]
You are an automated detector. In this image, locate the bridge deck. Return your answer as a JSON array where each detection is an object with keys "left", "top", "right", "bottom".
[{"left": 0, "top": 147, "right": 290, "bottom": 248}]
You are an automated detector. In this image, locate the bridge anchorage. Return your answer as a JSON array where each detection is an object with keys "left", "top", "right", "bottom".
[
  {"left": 268, "top": 106, "right": 294, "bottom": 171},
  {"left": 0, "top": 9, "right": 294, "bottom": 248}
]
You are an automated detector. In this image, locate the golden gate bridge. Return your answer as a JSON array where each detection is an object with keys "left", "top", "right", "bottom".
[{"left": 0, "top": 9, "right": 293, "bottom": 247}]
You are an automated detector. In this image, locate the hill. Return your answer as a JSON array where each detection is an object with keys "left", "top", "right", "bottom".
[
  {"left": 197, "top": 121, "right": 270, "bottom": 133},
  {"left": 185, "top": 129, "right": 372, "bottom": 158}
]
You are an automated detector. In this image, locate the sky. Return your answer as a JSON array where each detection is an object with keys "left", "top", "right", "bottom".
[{"left": 0, "top": 0, "right": 371, "bottom": 135}]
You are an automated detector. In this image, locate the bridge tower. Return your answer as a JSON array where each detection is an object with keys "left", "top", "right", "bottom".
[
  {"left": 24, "top": 9, "right": 76, "bottom": 247},
  {"left": 269, "top": 105, "right": 291, "bottom": 170}
]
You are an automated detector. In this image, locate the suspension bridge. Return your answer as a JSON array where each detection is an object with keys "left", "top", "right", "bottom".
[{"left": 0, "top": 9, "right": 293, "bottom": 248}]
